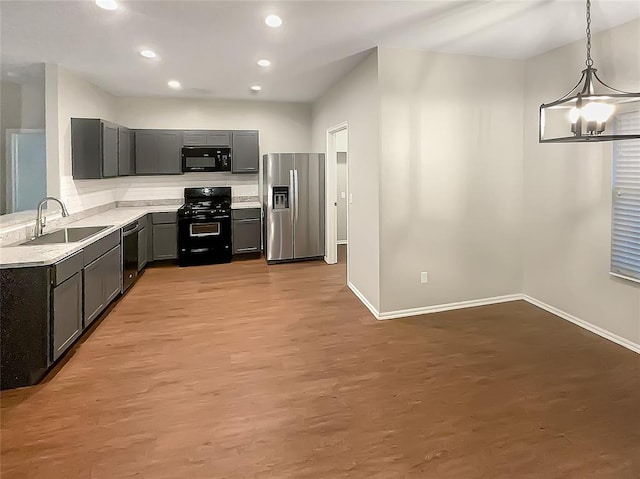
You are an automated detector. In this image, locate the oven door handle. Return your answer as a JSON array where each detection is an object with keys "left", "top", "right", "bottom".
[{"left": 190, "top": 214, "right": 230, "bottom": 220}]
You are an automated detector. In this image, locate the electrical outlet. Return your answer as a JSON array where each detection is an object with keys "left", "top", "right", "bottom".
[{"left": 420, "top": 272, "right": 428, "bottom": 284}]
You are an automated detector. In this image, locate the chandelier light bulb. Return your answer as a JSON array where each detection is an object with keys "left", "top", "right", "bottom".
[
  {"left": 581, "top": 102, "right": 615, "bottom": 123},
  {"left": 569, "top": 107, "right": 581, "bottom": 123}
]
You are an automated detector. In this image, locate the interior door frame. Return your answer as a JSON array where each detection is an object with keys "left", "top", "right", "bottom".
[{"left": 324, "top": 122, "right": 349, "bottom": 272}]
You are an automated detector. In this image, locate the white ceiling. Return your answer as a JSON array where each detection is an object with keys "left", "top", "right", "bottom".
[{"left": 1, "top": 0, "right": 639, "bottom": 102}]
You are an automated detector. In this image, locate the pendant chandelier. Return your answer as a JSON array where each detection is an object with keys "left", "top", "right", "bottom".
[{"left": 539, "top": 0, "right": 640, "bottom": 143}]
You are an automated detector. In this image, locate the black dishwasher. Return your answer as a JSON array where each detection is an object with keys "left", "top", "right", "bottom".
[{"left": 122, "top": 220, "right": 139, "bottom": 291}]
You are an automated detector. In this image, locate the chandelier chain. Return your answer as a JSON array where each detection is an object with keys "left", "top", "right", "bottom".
[{"left": 585, "top": 0, "right": 593, "bottom": 66}]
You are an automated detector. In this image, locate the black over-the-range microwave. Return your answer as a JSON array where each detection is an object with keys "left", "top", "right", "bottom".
[{"left": 182, "top": 146, "right": 232, "bottom": 172}]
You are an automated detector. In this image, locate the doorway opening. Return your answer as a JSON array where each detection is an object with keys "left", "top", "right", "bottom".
[{"left": 325, "top": 123, "right": 349, "bottom": 280}]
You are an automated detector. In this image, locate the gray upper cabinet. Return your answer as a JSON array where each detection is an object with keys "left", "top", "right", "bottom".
[
  {"left": 102, "top": 123, "right": 119, "bottom": 177},
  {"left": 183, "top": 130, "right": 231, "bottom": 146},
  {"left": 118, "top": 126, "right": 134, "bottom": 176},
  {"left": 207, "top": 131, "right": 231, "bottom": 146},
  {"left": 135, "top": 130, "right": 183, "bottom": 175},
  {"left": 71, "top": 118, "right": 119, "bottom": 179},
  {"left": 232, "top": 130, "right": 259, "bottom": 173},
  {"left": 158, "top": 131, "right": 183, "bottom": 174},
  {"left": 134, "top": 130, "right": 157, "bottom": 175},
  {"left": 52, "top": 271, "right": 83, "bottom": 361}
]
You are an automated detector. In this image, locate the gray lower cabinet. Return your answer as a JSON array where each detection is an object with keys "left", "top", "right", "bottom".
[
  {"left": 231, "top": 130, "right": 259, "bottom": 173},
  {"left": 52, "top": 272, "right": 83, "bottom": 361},
  {"left": 232, "top": 209, "right": 261, "bottom": 254},
  {"left": 71, "top": 118, "right": 120, "bottom": 179},
  {"left": 138, "top": 226, "right": 148, "bottom": 270},
  {"left": 83, "top": 245, "right": 121, "bottom": 328},
  {"left": 153, "top": 224, "right": 178, "bottom": 260},
  {"left": 135, "top": 130, "right": 183, "bottom": 175},
  {"left": 147, "top": 215, "right": 153, "bottom": 261}
]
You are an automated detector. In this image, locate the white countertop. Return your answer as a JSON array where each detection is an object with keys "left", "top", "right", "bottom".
[
  {"left": 231, "top": 201, "right": 261, "bottom": 209},
  {"left": 0, "top": 206, "right": 179, "bottom": 269},
  {"left": 0, "top": 201, "right": 262, "bottom": 269}
]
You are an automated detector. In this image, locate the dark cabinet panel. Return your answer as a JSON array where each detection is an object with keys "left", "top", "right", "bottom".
[
  {"left": 207, "top": 131, "right": 231, "bottom": 146},
  {"left": 182, "top": 131, "right": 207, "bottom": 145},
  {"left": 183, "top": 130, "right": 231, "bottom": 146},
  {"left": 52, "top": 272, "right": 83, "bottom": 361},
  {"left": 0, "top": 267, "right": 50, "bottom": 390},
  {"left": 233, "top": 218, "right": 261, "bottom": 254},
  {"left": 232, "top": 130, "right": 259, "bottom": 173},
  {"left": 152, "top": 212, "right": 178, "bottom": 224},
  {"left": 71, "top": 118, "right": 121, "bottom": 179},
  {"left": 134, "top": 130, "right": 159, "bottom": 175},
  {"left": 118, "top": 127, "right": 134, "bottom": 176},
  {"left": 138, "top": 227, "right": 148, "bottom": 271},
  {"left": 102, "top": 122, "right": 119, "bottom": 178},
  {"left": 83, "top": 245, "right": 121, "bottom": 328},
  {"left": 146, "top": 215, "right": 153, "bottom": 261},
  {"left": 135, "top": 130, "right": 182, "bottom": 175},
  {"left": 157, "top": 131, "right": 182, "bottom": 174},
  {"left": 83, "top": 258, "right": 104, "bottom": 328},
  {"left": 153, "top": 224, "right": 178, "bottom": 260},
  {"left": 103, "top": 245, "right": 122, "bottom": 304},
  {"left": 232, "top": 208, "right": 261, "bottom": 255}
]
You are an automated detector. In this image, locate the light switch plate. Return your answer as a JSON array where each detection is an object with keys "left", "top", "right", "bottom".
[{"left": 420, "top": 272, "right": 428, "bottom": 284}]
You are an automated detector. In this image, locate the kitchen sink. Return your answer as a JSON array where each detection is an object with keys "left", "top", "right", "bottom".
[{"left": 21, "top": 226, "right": 111, "bottom": 245}]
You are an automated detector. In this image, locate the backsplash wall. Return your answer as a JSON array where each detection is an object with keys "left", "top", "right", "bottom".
[{"left": 118, "top": 173, "right": 258, "bottom": 201}]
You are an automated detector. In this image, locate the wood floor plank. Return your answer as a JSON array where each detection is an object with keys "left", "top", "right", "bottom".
[{"left": 1, "top": 250, "right": 639, "bottom": 478}]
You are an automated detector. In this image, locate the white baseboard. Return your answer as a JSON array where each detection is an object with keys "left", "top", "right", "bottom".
[
  {"left": 337, "top": 240, "right": 348, "bottom": 245},
  {"left": 523, "top": 295, "right": 640, "bottom": 354},
  {"left": 377, "top": 294, "right": 523, "bottom": 320},
  {"left": 344, "top": 284, "right": 640, "bottom": 355},
  {"left": 347, "top": 282, "right": 380, "bottom": 318}
]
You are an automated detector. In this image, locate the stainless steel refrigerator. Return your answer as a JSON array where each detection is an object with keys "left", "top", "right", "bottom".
[{"left": 263, "top": 153, "right": 325, "bottom": 263}]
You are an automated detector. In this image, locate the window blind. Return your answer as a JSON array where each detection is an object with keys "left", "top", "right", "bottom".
[{"left": 611, "top": 111, "right": 640, "bottom": 282}]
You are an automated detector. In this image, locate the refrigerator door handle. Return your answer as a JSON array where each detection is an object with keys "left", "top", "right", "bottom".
[
  {"left": 289, "top": 169, "right": 295, "bottom": 223},
  {"left": 294, "top": 169, "right": 299, "bottom": 222}
]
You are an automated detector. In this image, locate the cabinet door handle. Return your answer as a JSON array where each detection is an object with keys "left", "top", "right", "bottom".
[
  {"left": 236, "top": 247, "right": 258, "bottom": 252},
  {"left": 234, "top": 218, "right": 260, "bottom": 223}
]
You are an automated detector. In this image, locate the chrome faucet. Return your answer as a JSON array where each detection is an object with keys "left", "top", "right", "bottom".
[{"left": 35, "top": 197, "right": 70, "bottom": 237}]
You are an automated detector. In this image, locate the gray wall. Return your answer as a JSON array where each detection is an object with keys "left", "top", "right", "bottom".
[
  {"left": 523, "top": 19, "right": 640, "bottom": 347},
  {"left": 377, "top": 47, "right": 524, "bottom": 314},
  {"left": 0, "top": 81, "right": 22, "bottom": 214},
  {"left": 312, "top": 50, "right": 380, "bottom": 310}
]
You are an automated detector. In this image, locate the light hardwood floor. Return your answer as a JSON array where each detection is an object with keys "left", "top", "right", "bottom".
[{"left": 1, "top": 252, "right": 639, "bottom": 478}]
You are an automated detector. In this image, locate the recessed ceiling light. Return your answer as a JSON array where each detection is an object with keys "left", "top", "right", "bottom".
[
  {"left": 250, "top": 85, "right": 262, "bottom": 92},
  {"left": 257, "top": 59, "right": 271, "bottom": 67},
  {"left": 265, "top": 15, "right": 283, "bottom": 28},
  {"left": 168, "top": 80, "right": 182, "bottom": 89},
  {"left": 140, "top": 50, "right": 157, "bottom": 59},
  {"left": 95, "top": 0, "right": 118, "bottom": 11}
]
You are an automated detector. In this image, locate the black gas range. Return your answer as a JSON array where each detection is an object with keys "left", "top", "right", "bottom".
[{"left": 178, "top": 187, "right": 232, "bottom": 266}]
